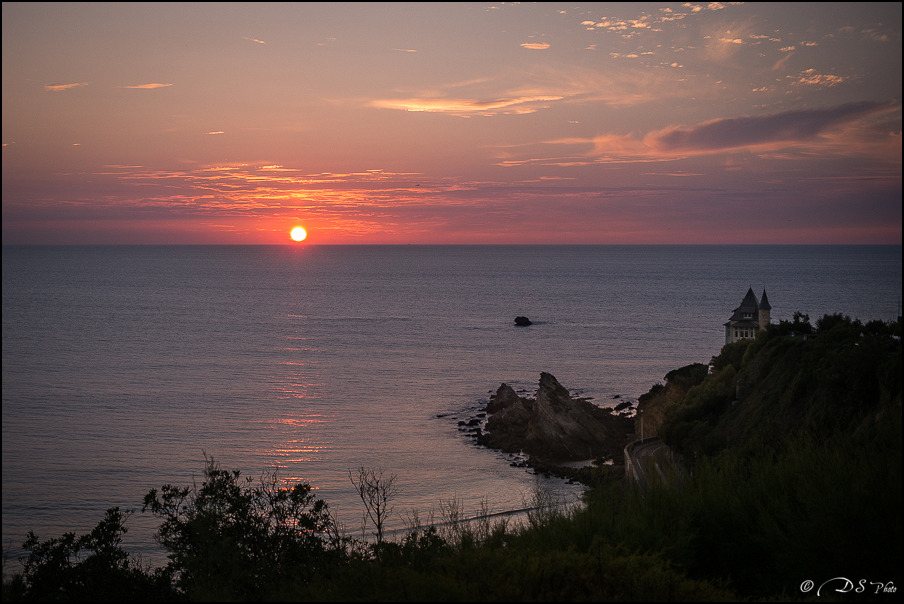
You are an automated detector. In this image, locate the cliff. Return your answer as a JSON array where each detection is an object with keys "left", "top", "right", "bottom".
[
  {"left": 634, "top": 363, "right": 708, "bottom": 439},
  {"left": 658, "top": 314, "right": 902, "bottom": 459}
]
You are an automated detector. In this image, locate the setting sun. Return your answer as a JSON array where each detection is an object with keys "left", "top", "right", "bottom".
[{"left": 290, "top": 227, "right": 307, "bottom": 242}]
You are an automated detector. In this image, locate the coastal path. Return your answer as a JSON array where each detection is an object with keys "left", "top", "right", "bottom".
[{"left": 624, "top": 437, "right": 679, "bottom": 489}]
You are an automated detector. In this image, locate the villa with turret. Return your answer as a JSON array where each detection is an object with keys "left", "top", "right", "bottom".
[{"left": 724, "top": 288, "right": 771, "bottom": 344}]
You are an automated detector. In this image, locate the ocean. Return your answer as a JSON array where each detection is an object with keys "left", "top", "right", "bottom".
[{"left": 2, "top": 245, "right": 901, "bottom": 569}]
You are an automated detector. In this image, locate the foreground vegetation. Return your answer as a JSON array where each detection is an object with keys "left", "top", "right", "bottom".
[{"left": 4, "top": 314, "right": 901, "bottom": 601}]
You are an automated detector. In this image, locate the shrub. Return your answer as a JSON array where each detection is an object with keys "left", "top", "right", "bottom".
[
  {"left": 3, "top": 507, "right": 171, "bottom": 602},
  {"left": 142, "top": 456, "right": 339, "bottom": 600}
]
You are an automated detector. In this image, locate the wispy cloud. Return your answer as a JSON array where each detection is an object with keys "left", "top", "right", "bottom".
[
  {"left": 646, "top": 102, "right": 891, "bottom": 153},
  {"left": 44, "top": 82, "right": 89, "bottom": 92},
  {"left": 120, "top": 83, "right": 173, "bottom": 89},
  {"left": 371, "top": 95, "right": 563, "bottom": 117},
  {"left": 500, "top": 101, "right": 899, "bottom": 166},
  {"left": 242, "top": 36, "right": 266, "bottom": 44},
  {"left": 520, "top": 42, "right": 550, "bottom": 50},
  {"left": 370, "top": 61, "right": 674, "bottom": 118},
  {"left": 859, "top": 28, "right": 890, "bottom": 43},
  {"left": 87, "top": 163, "right": 441, "bottom": 238}
]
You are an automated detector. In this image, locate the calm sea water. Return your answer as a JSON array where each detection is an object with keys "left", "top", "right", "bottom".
[{"left": 3, "top": 245, "right": 901, "bottom": 569}]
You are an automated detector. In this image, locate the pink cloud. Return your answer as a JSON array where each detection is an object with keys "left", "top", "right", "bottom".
[
  {"left": 44, "top": 82, "right": 89, "bottom": 92},
  {"left": 120, "top": 83, "right": 173, "bottom": 89}
]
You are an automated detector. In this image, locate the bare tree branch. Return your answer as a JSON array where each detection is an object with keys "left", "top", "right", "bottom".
[{"left": 347, "top": 467, "right": 397, "bottom": 543}]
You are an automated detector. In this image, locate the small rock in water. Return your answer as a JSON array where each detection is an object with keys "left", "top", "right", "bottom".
[{"left": 514, "top": 316, "right": 532, "bottom": 326}]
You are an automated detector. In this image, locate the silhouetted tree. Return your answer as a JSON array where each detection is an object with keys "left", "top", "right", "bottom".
[
  {"left": 142, "top": 455, "right": 336, "bottom": 599},
  {"left": 348, "top": 466, "right": 398, "bottom": 544}
]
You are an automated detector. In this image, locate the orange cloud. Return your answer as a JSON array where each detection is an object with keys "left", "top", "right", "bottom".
[
  {"left": 121, "top": 83, "right": 173, "bottom": 89},
  {"left": 520, "top": 42, "right": 550, "bottom": 50},
  {"left": 44, "top": 82, "right": 89, "bottom": 92},
  {"left": 371, "top": 95, "right": 563, "bottom": 116},
  {"left": 794, "top": 69, "right": 847, "bottom": 87}
]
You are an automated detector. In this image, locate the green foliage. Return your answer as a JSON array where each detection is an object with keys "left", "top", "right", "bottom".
[
  {"left": 306, "top": 518, "right": 735, "bottom": 602},
  {"left": 664, "top": 363, "right": 709, "bottom": 390},
  {"left": 3, "top": 507, "right": 172, "bottom": 602},
  {"left": 769, "top": 311, "right": 813, "bottom": 337},
  {"left": 659, "top": 364, "right": 737, "bottom": 457},
  {"left": 709, "top": 339, "right": 753, "bottom": 373},
  {"left": 141, "top": 456, "right": 338, "bottom": 600},
  {"left": 583, "top": 414, "right": 902, "bottom": 598},
  {"left": 637, "top": 381, "right": 665, "bottom": 402}
]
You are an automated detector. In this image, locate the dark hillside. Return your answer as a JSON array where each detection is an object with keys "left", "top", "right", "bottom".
[
  {"left": 644, "top": 313, "right": 902, "bottom": 596},
  {"left": 660, "top": 314, "right": 902, "bottom": 459}
]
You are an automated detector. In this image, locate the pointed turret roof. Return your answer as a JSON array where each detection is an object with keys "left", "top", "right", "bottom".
[
  {"left": 725, "top": 287, "right": 761, "bottom": 324},
  {"left": 759, "top": 289, "right": 771, "bottom": 310},
  {"left": 736, "top": 287, "right": 759, "bottom": 312}
]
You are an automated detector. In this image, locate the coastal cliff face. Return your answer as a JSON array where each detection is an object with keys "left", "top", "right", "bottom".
[
  {"left": 659, "top": 315, "right": 902, "bottom": 459},
  {"left": 479, "top": 372, "right": 633, "bottom": 466},
  {"left": 635, "top": 363, "right": 708, "bottom": 439}
]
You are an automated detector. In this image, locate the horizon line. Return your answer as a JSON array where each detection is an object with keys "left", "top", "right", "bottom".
[{"left": 3, "top": 242, "right": 901, "bottom": 247}]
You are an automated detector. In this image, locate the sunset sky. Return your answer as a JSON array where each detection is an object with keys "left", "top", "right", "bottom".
[{"left": 2, "top": 2, "right": 901, "bottom": 245}]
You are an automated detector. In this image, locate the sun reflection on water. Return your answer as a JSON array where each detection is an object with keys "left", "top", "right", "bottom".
[{"left": 264, "top": 415, "right": 330, "bottom": 466}]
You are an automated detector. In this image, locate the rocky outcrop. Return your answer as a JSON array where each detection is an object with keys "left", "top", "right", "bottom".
[
  {"left": 514, "top": 316, "right": 532, "bottom": 326},
  {"left": 478, "top": 372, "right": 633, "bottom": 466}
]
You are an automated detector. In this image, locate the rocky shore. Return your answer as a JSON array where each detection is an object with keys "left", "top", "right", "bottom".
[{"left": 455, "top": 372, "right": 635, "bottom": 484}]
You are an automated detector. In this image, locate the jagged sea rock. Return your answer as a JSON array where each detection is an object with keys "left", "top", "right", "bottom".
[
  {"left": 485, "top": 383, "right": 524, "bottom": 414},
  {"left": 480, "top": 372, "right": 633, "bottom": 465},
  {"left": 484, "top": 384, "right": 532, "bottom": 442}
]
